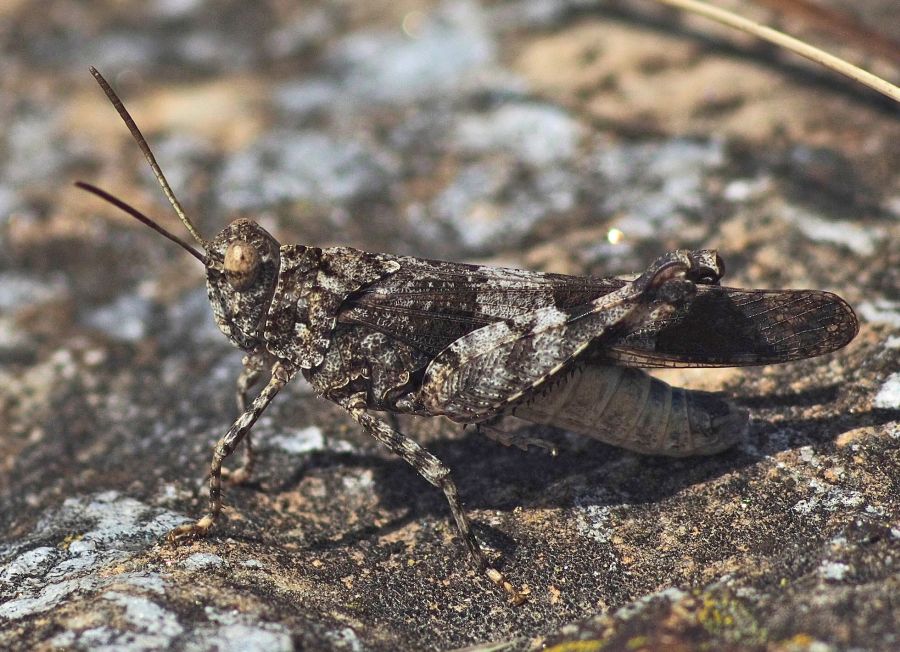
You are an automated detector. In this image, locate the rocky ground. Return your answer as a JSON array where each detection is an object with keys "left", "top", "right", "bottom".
[{"left": 1, "top": 1, "right": 898, "bottom": 650}]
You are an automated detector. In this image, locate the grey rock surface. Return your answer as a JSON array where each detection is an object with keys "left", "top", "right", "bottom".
[{"left": 1, "top": 1, "right": 898, "bottom": 650}]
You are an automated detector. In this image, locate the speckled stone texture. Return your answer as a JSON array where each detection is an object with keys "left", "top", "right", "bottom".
[{"left": 1, "top": 1, "right": 898, "bottom": 650}]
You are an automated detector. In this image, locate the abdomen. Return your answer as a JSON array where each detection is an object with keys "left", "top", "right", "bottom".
[{"left": 512, "top": 365, "right": 747, "bottom": 456}]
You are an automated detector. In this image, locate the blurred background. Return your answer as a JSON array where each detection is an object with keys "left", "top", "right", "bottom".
[{"left": 0, "top": 1, "right": 898, "bottom": 650}]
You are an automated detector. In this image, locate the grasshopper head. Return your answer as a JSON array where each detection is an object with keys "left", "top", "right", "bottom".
[
  {"left": 77, "top": 69, "right": 286, "bottom": 353},
  {"left": 205, "top": 219, "right": 281, "bottom": 350}
]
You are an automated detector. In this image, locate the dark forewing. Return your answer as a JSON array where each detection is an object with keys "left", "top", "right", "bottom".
[{"left": 339, "top": 256, "right": 858, "bottom": 369}]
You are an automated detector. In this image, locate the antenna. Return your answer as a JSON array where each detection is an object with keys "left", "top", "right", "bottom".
[
  {"left": 88, "top": 66, "right": 208, "bottom": 248},
  {"left": 75, "top": 181, "right": 209, "bottom": 265}
]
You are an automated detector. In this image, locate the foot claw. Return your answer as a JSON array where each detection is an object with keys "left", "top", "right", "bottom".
[
  {"left": 167, "top": 515, "right": 215, "bottom": 543},
  {"left": 486, "top": 567, "right": 528, "bottom": 606}
]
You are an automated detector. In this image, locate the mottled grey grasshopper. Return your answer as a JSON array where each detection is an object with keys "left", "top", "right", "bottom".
[{"left": 77, "top": 68, "right": 858, "bottom": 604}]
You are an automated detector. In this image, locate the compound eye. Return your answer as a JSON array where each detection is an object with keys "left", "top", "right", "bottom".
[{"left": 224, "top": 240, "right": 260, "bottom": 291}]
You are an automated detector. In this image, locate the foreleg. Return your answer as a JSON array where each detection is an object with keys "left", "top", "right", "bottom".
[
  {"left": 221, "top": 351, "right": 269, "bottom": 485},
  {"left": 169, "top": 362, "right": 294, "bottom": 541}
]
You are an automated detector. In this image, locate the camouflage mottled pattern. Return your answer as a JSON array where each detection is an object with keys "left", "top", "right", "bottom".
[
  {"left": 191, "top": 221, "right": 856, "bottom": 604},
  {"left": 81, "top": 70, "right": 859, "bottom": 604},
  {"left": 263, "top": 245, "right": 400, "bottom": 369}
]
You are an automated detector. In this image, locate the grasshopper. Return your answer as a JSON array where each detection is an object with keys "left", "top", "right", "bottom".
[{"left": 77, "top": 68, "right": 858, "bottom": 603}]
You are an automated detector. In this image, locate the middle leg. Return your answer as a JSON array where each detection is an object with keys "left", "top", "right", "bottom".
[{"left": 341, "top": 392, "right": 527, "bottom": 605}]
